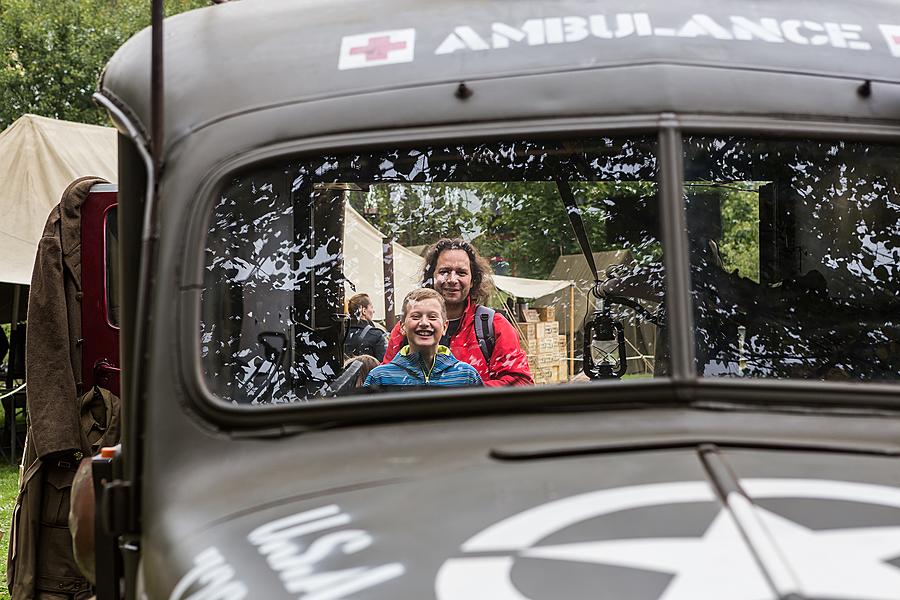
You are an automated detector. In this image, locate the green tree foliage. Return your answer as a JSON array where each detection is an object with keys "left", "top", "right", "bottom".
[
  {"left": 357, "top": 180, "right": 658, "bottom": 279},
  {"left": 0, "top": 0, "right": 207, "bottom": 130},
  {"left": 718, "top": 184, "right": 760, "bottom": 282}
]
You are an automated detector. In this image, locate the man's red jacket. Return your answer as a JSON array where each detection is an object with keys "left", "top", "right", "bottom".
[{"left": 383, "top": 297, "right": 534, "bottom": 386}]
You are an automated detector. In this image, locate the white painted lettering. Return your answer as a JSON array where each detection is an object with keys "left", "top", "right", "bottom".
[
  {"left": 589, "top": 14, "right": 636, "bottom": 39},
  {"left": 249, "top": 506, "right": 405, "bottom": 600},
  {"left": 825, "top": 22, "right": 871, "bottom": 50},
  {"left": 729, "top": 16, "right": 783, "bottom": 43},
  {"left": 270, "top": 530, "right": 372, "bottom": 575},
  {"left": 676, "top": 14, "right": 733, "bottom": 40},
  {"left": 634, "top": 13, "right": 653, "bottom": 36},
  {"left": 782, "top": 20, "right": 829, "bottom": 46},
  {"left": 170, "top": 547, "right": 248, "bottom": 600},
  {"left": 248, "top": 505, "right": 349, "bottom": 545},
  {"left": 435, "top": 27, "right": 490, "bottom": 54},
  {"left": 544, "top": 18, "right": 565, "bottom": 44},
  {"left": 491, "top": 23, "right": 526, "bottom": 48},
  {"left": 520, "top": 19, "right": 547, "bottom": 45},
  {"left": 428, "top": 13, "right": 884, "bottom": 60},
  {"left": 491, "top": 20, "right": 545, "bottom": 47},
  {"left": 563, "top": 16, "right": 590, "bottom": 43},
  {"left": 435, "top": 32, "right": 467, "bottom": 55}
]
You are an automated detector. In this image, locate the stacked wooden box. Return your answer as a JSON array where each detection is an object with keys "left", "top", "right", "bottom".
[{"left": 519, "top": 312, "right": 563, "bottom": 384}]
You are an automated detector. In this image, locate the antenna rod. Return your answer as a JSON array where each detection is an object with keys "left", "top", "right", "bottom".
[{"left": 151, "top": 0, "right": 163, "bottom": 180}]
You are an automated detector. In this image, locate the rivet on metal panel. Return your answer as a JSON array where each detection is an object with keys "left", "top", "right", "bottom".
[
  {"left": 455, "top": 82, "right": 473, "bottom": 100},
  {"left": 857, "top": 80, "right": 872, "bottom": 98}
]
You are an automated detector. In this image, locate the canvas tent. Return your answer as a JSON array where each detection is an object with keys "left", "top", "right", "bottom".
[
  {"left": 541, "top": 250, "right": 659, "bottom": 374},
  {"left": 0, "top": 114, "right": 118, "bottom": 287},
  {"left": 343, "top": 205, "right": 422, "bottom": 320},
  {"left": 0, "top": 115, "right": 118, "bottom": 327},
  {"left": 542, "top": 250, "right": 635, "bottom": 335}
]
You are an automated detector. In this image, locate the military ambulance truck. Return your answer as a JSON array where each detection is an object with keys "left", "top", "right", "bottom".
[{"left": 74, "top": 0, "right": 900, "bottom": 598}]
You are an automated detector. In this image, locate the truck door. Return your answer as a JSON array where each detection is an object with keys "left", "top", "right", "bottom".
[{"left": 80, "top": 184, "right": 120, "bottom": 396}]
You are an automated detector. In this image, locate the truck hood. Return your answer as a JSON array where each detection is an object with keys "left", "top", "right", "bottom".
[{"left": 160, "top": 443, "right": 900, "bottom": 600}]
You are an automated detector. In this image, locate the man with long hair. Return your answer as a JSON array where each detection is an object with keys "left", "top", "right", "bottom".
[{"left": 382, "top": 238, "right": 533, "bottom": 386}]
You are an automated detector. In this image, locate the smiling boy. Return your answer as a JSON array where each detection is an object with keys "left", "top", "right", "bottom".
[{"left": 364, "top": 288, "right": 482, "bottom": 389}]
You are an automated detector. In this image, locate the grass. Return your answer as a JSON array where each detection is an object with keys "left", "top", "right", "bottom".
[{"left": 0, "top": 462, "right": 18, "bottom": 600}]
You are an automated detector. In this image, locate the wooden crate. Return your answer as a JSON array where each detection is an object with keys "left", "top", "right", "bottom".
[
  {"left": 522, "top": 309, "right": 540, "bottom": 323},
  {"left": 536, "top": 321, "right": 559, "bottom": 338},
  {"left": 537, "top": 352, "right": 558, "bottom": 367},
  {"left": 536, "top": 306, "right": 556, "bottom": 322},
  {"left": 517, "top": 322, "right": 538, "bottom": 339},
  {"left": 538, "top": 336, "right": 557, "bottom": 353}
]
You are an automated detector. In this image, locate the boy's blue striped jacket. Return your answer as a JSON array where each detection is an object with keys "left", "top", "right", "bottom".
[{"left": 364, "top": 345, "right": 482, "bottom": 389}]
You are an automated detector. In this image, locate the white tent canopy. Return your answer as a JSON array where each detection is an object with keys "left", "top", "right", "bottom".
[
  {"left": 494, "top": 274, "right": 573, "bottom": 300},
  {"left": 0, "top": 114, "right": 118, "bottom": 285},
  {"left": 343, "top": 205, "right": 421, "bottom": 320}
]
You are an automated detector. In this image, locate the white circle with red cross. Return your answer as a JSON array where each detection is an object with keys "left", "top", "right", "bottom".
[{"left": 435, "top": 479, "right": 900, "bottom": 600}]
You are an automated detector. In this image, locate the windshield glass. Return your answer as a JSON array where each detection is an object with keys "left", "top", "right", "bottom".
[
  {"left": 684, "top": 137, "right": 900, "bottom": 381},
  {"left": 200, "top": 137, "right": 665, "bottom": 404}
]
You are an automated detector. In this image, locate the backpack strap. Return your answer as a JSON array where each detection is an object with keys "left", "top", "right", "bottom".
[
  {"left": 473, "top": 305, "right": 496, "bottom": 364},
  {"left": 344, "top": 323, "right": 372, "bottom": 356}
]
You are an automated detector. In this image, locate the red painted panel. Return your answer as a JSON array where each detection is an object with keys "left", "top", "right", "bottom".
[{"left": 80, "top": 186, "right": 120, "bottom": 397}]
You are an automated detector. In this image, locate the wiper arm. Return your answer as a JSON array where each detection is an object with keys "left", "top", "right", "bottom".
[{"left": 555, "top": 176, "right": 600, "bottom": 282}]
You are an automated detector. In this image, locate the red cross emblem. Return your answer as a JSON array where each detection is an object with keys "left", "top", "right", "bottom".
[
  {"left": 350, "top": 35, "right": 408, "bottom": 62},
  {"left": 339, "top": 29, "right": 415, "bottom": 70}
]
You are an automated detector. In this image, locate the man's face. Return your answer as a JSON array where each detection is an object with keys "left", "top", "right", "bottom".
[
  {"left": 401, "top": 298, "right": 448, "bottom": 352},
  {"left": 434, "top": 249, "right": 472, "bottom": 307}
]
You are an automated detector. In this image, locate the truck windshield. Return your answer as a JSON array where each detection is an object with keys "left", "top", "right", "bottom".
[
  {"left": 200, "top": 137, "right": 663, "bottom": 404},
  {"left": 685, "top": 137, "right": 900, "bottom": 381}
]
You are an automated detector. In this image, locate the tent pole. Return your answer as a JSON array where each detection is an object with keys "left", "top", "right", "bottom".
[
  {"left": 568, "top": 283, "right": 574, "bottom": 380},
  {"left": 9, "top": 284, "right": 21, "bottom": 461},
  {"left": 8, "top": 284, "right": 21, "bottom": 388}
]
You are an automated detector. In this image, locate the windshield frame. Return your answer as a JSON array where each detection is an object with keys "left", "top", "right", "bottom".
[{"left": 176, "top": 116, "right": 900, "bottom": 433}]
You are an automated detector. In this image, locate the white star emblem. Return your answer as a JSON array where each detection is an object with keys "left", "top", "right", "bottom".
[
  {"left": 525, "top": 505, "right": 900, "bottom": 600},
  {"left": 436, "top": 479, "right": 900, "bottom": 600}
]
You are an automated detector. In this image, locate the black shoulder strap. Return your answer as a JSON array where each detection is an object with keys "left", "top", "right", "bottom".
[
  {"left": 473, "top": 305, "right": 495, "bottom": 364},
  {"left": 344, "top": 323, "right": 372, "bottom": 350}
]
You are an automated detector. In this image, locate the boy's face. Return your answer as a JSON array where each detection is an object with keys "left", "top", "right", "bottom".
[{"left": 401, "top": 298, "right": 448, "bottom": 352}]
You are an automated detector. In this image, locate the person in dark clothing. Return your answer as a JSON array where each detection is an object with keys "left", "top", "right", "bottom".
[{"left": 344, "top": 293, "right": 387, "bottom": 361}]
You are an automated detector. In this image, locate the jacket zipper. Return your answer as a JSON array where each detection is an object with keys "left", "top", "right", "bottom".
[{"left": 420, "top": 355, "right": 436, "bottom": 384}]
